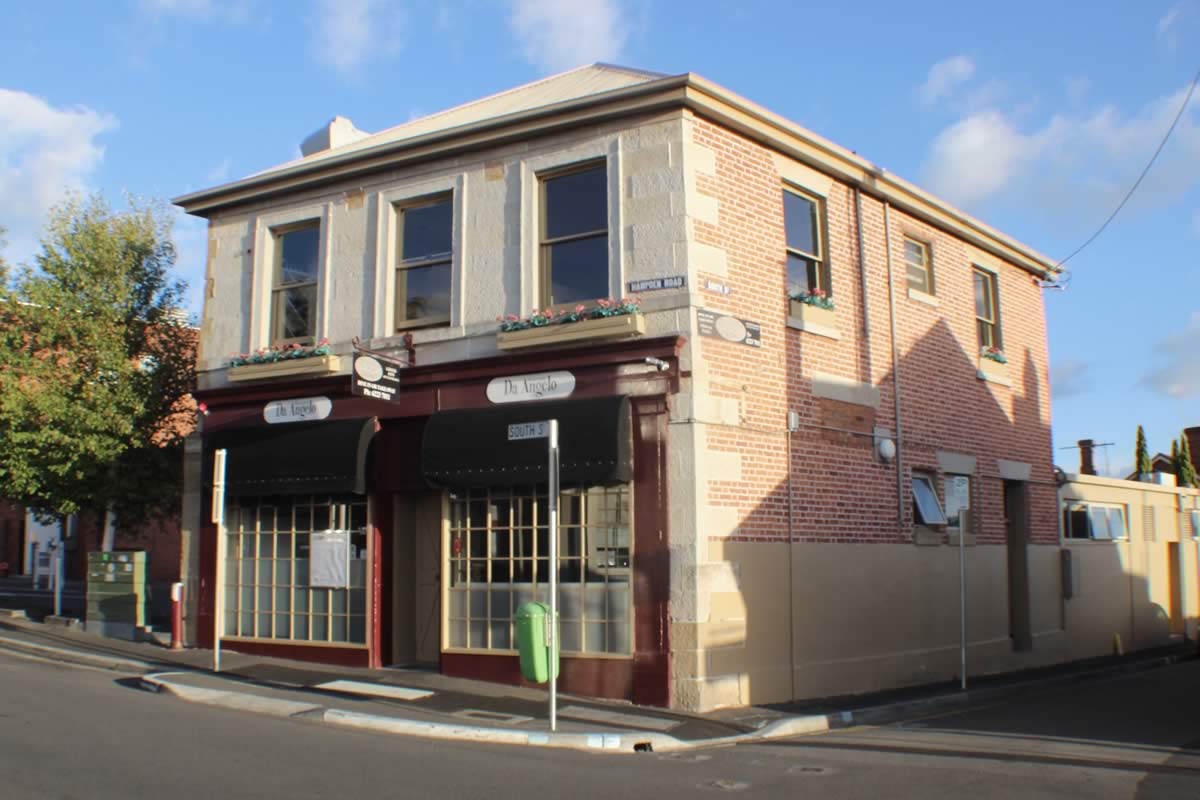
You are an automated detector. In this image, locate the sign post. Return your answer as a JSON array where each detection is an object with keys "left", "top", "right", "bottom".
[
  {"left": 507, "top": 418, "right": 560, "bottom": 731},
  {"left": 212, "top": 448, "right": 227, "bottom": 673}
]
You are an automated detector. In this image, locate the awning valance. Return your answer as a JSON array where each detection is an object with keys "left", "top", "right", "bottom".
[
  {"left": 421, "top": 396, "right": 631, "bottom": 489},
  {"left": 211, "top": 418, "right": 376, "bottom": 497}
]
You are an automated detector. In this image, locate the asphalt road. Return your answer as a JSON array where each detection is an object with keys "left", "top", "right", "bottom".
[{"left": 1, "top": 649, "right": 1198, "bottom": 799}]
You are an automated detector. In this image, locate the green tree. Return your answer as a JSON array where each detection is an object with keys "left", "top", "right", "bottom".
[
  {"left": 1178, "top": 434, "right": 1198, "bottom": 489},
  {"left": 0, "top": 195, "right": 196, "bottom": 533},
  {"left": 1135, "top": 425, "right": 1151, "bottom": 478}
]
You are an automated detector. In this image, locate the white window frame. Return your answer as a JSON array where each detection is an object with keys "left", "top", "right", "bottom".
[
  {"left": 1062, "top": 500, "right": 1128, "bottom": 541},
  {"left": 912, "top": 473, "right": 947, "bottom": 526},
  {"left": 374, "top": 175, "right": 466, "bottom": 339},
  {"left": 519, "top": 138, "right": 622, "bottom": 317},
  {"left": 251, "top": 203, "right": 333, "bottom": 353}
]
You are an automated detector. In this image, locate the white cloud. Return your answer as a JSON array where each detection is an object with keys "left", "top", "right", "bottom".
[
  {"left": 918, "top": 55, "right": 975, "bottom": 107},
  {"left": 509, "top": 0, "right": 628, "bottom": 73},
  {"left": 206, "top": 157, "right": 231, "bottom": 183},
  {"left": 0, "top": 89, "right": 117, "bottom": 262},
  {"left": 921, "top": 81, "right": 1200, "bottom": 213},
  {"left": 310, "top": 0, "right": 403, "bottom": 76},
  {"left": 1140, "top": 312, "right": 1200, "bottom": 399},
  {"left": 1050, "top": 358, "right": 1090, "bottom": 399},
  {"left": 1157, "top": 4, "right": 1185, "bottom": 49}
]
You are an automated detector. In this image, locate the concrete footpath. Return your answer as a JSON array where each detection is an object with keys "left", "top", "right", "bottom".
[{"left": 0, "top": 610, "right": 1193, "bottom": 755}]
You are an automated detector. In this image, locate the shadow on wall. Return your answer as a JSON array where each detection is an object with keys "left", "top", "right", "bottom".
[{"left": 711, "top": 317, "right": 1186, "bottom": 713}]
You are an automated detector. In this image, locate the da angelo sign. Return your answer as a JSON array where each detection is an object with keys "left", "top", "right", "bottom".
[
  {"left": 486, "top": 371, "right": 575, "bottom": 404},
  {"left": 263, "top": 396, "right": 333, "bottom": 424}
]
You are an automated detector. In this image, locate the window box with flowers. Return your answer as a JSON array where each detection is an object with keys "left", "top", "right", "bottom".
[
  {"left": 227, "top": 339, "right": 343, "bottom": 381},
  {"left": 976, "top": 346, "right": 1011, "bottom": 387},
  {"left": 788, "top": 290, "right": 840, "bottom": 340},
  {"left": 496, "top": 298, "right": 645, "bottom": 350}
]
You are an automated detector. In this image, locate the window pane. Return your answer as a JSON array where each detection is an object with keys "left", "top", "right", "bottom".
[
  {"left": 783, "top": 191, "right": 818, "bottom": 256},
  {"left": 1088, "top": 507, "right": 1112, "bottom": 540},
  {"left": 547, "top": 236, "right": 608, "bottom": 305},
  {"left": 278, "top": 226, "right": 320, "bottom": 285},
  {"left": 396, "top": 264, "right": 450, "bottom": 325},
  {"left": 275, "top": 284, "right": 315, "bottom": 341},
  {"left": 974, "top": 270, "right": 993, "bottom": 320},
  {"left": 912, "top": 476, "right": 947, "bottom": 525},
  {"left": 1107, "top": 508, "right": 1127, "bottom": 539},
  {"left": 401, "top": 199, "right": 452, "bottom": 263},
  {"left": 904, "top": 239, "right": 926, "bottom": 267},
  {"left": 906, "top": 264, "right": 929, "bottom": 294},
  {"left": 787, "top": 254, "right": 816, "bottom": 296},
  {"left": 544, "top": 165, "right": 606, "bottom": 239}
]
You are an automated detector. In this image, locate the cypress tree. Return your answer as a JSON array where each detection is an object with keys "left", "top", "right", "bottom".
[
  {"left": 1135, "top": 425, "right": 1151, "bottom": 478},
  {"left": 1179, "top": 435, "right": 1198, "bottom": 489}
]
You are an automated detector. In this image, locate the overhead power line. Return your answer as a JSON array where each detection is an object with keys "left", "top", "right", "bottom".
[{"left": 1054, "top": 64, "right": 1200, "bottom": 271}]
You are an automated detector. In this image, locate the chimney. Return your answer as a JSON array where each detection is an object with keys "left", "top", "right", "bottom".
[
  {"left": 299, "top": 116, "right": 368, "bottom": 157},
  {"left": 1078, "top": 439, "right": 1096, "bottom": 476}
]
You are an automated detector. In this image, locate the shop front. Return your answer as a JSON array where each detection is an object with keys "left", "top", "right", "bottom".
[{"left": 193, "top": 336, "right": 681, "bottom": 706}]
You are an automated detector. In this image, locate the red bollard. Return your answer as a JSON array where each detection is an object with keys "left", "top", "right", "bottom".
[{"left": 170, "top": 581, "right": 184, "bottom": 650}]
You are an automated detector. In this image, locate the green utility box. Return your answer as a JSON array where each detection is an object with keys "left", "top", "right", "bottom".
[
  {"left": 85, "top": 551, "right": 150, "bottom": 641},
  {"left": 515, "top": 601, "right": 559, "bottom": 684}
]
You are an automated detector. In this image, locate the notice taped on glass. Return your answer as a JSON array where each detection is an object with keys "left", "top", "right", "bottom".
[{"left": 311, "top": 530, "right": 350, "bottom": 588}]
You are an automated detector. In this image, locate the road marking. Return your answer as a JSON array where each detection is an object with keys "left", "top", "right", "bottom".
[
  {"left": 559, "top": 705, "right": 679, "bottom": 731},
  {"left": 314, "top": 680, "right": 432, "bottom": 701}
]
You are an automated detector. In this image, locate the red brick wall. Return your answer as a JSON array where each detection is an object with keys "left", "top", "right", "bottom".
[{"left": 690, "top": 115, "right": 1056, "bottom": 548}]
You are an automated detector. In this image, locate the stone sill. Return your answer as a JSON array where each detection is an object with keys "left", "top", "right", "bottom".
[
  {"left": 228, "top": 354, "right": 344, "bottom": 382},
  {"left": 913, "top": 527, "right": 943, "bottom": 546},
  {"left": 907, "top": 288, "right": 939, "bottom": 307},
  {"left": 496, "top": 313, "right": 645, "bottom": 351},
  {"left": 948, "top": 531, "right": 977, "bottom": 546},
  {"left": 787, "top": 299, "right": 840, "bottom": 340},
  {"left": 977, "top": 359, "right": 1011, "bottom": 387}
]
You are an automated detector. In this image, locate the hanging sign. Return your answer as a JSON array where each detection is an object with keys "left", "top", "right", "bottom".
[
  {"left": 263, "top": 396, "right": 332, "bottom": 424},
  {"left": 486, "top": 371, "right": 575, "bottom": 404},
  {"left": 697, "top": 309, "right": 762, "bottom": 348},
  {"left": 352, "top": 352, "right": 404, "bottom": 402}
]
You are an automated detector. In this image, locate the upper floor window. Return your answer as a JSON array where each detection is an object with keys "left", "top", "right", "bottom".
[
  {"left": 540, "top": 162, "right": 608, "bottom": 307},
  {"left": 904, "top": 236, "right": 934, "bottom": 295},
  {"left": 973, "top": 267, "right": 1002, "bottom": 351},
  {"left": 783, "top": 188, "right": 828, "bottom": 296},
  {"left": 271, "top": 223, "right": 320, "bottom": 344},
  {"left": 396, "top": 196, "right": 452, "bottom": 330}
]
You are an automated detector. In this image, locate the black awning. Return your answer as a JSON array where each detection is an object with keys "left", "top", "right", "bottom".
[
  {"left": 212, "top": 418, "right": 376, "bottom": 497},
  {"left": 421, "top": 396, "right": 631, "bottom": 489}
]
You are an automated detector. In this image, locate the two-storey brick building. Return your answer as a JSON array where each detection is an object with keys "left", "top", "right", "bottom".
[{"left": 176, "top": 64, "right": 1076, "bottom": 711}]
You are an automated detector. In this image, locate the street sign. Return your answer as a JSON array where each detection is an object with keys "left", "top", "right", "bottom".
[
  {"left": 351, "top": 352, "right": 403, "bottom": 401},
  {"left": 508, "top": 420, "right": 550, "bottom": 441}
]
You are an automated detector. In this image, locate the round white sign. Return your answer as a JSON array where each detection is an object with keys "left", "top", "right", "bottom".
[{"left": 354, "top": 355, "right": 384, "bottom": 383}]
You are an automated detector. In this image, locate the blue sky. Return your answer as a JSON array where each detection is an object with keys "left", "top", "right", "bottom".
[{"left": 1, "top": 0, "right": 1197, "bottom": 475}]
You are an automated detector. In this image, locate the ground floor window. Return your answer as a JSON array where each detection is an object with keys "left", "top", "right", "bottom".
[
  {"left": 1062, "top": 501, "right": 1128, "bottom": 541},
  {"left": 447, "top": 484, "right": 631, "bottom": 655},
  {"left": 224, "top": 495, "right": 368, "bottom": 644}
]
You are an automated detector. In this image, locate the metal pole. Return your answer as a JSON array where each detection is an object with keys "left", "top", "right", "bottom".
[
  {"left": 53, "top": 520, "right": 64, "bottom": 618},
  {"left": 547, "top": 420, "right": 559, "bottom": 732},
  {"left": 212, "top": 449, "right": 227, "bottom": 673},
  {"left": 959, "top": 523, "right": 967, "bottom": 690}
]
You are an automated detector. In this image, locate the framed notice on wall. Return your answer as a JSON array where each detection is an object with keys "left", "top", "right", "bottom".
[{"left": 310, "top": 530, "right": 350, "bottom": 588}]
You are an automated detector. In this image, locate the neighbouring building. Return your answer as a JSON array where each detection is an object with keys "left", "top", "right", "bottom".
[
  {"left": 1059, "top": 467, "right": 1199, "bottom": 652},
  {"left": 175, "top": 64, "right": 1129, "bottom": 711}
]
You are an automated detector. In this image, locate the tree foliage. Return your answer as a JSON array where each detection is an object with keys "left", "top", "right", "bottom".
[
  {"left": 1135, "top": 425, "right": 1151, "bottom": 477},
  {"left": 0, "top": 195, "right": 196, "bottom": 525},
  {"left": 1178, "top": 433, "right": 1198, "bottom": 489}
]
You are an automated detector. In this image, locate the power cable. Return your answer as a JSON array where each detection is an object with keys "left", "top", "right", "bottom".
[{"left": 1053, "top": 64, "right": 1200, "bottom": 271}]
